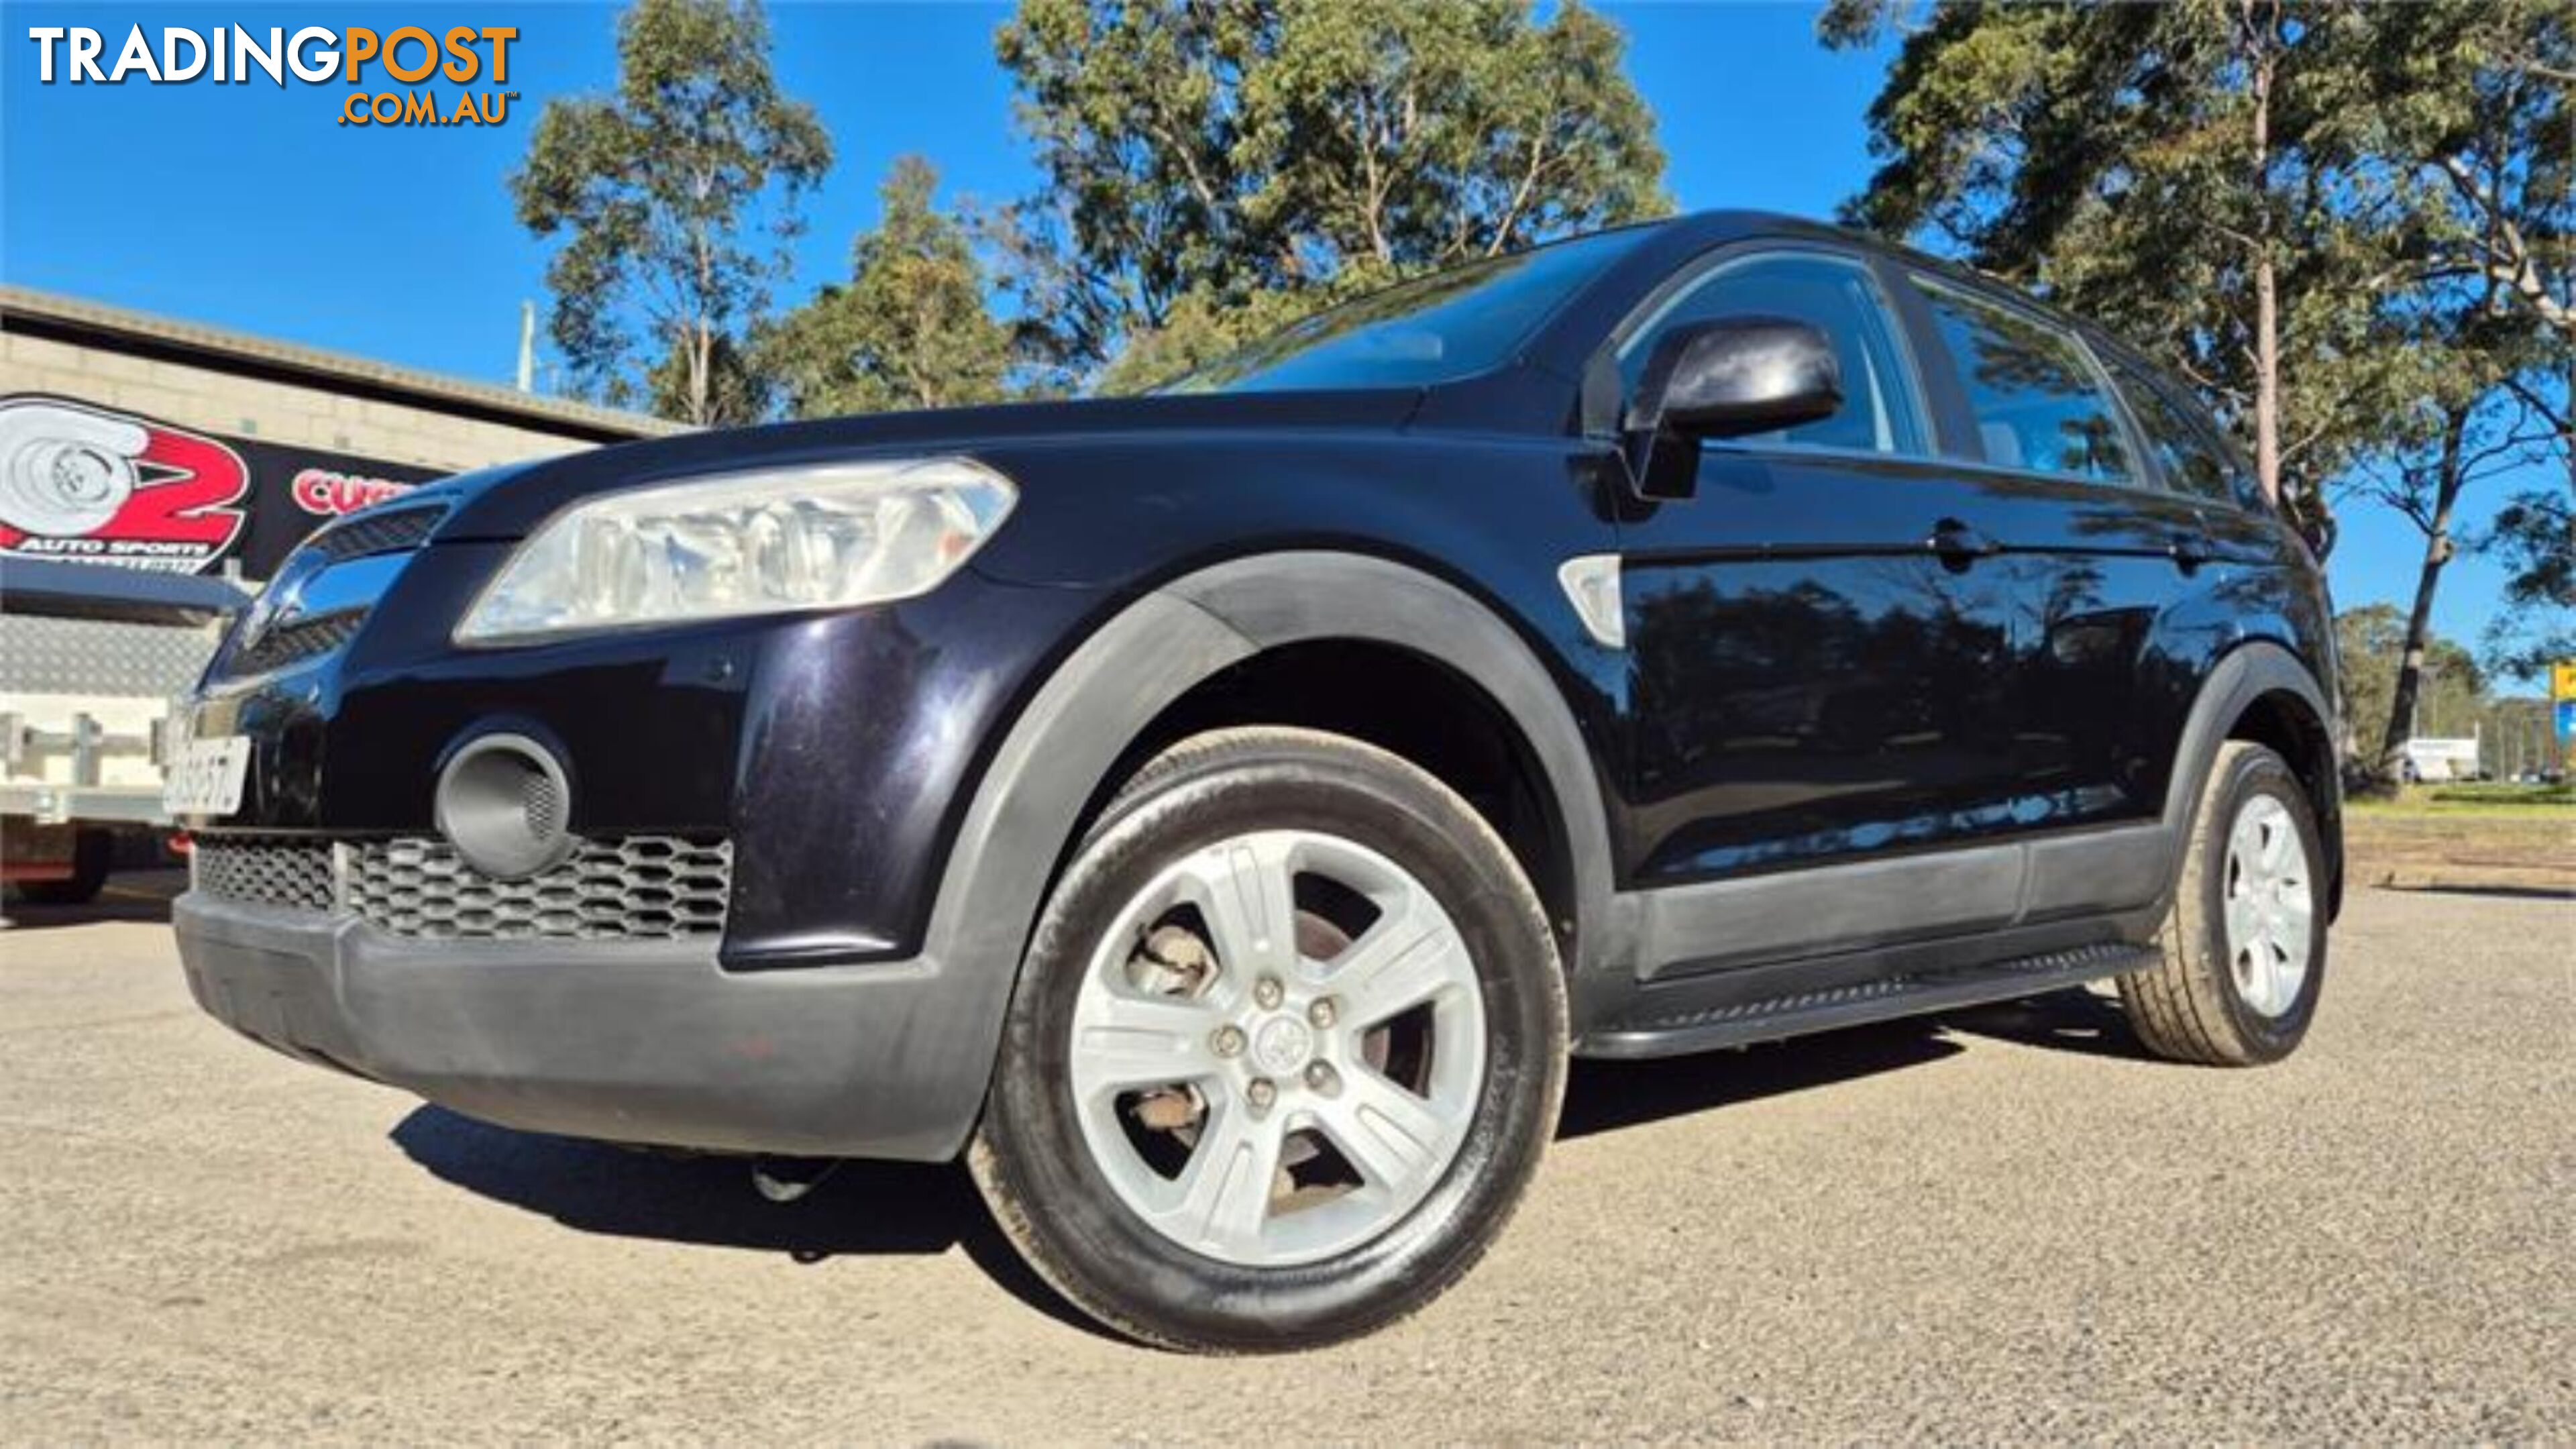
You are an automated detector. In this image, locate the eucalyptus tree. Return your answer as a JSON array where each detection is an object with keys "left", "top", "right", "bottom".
[
  {"left": 992, "top": 0, "right": 1667, "bottom": 378},
  {"left": 1821, "top": 0, "right": 2404, "bottom": 515},
  {"left": 765, "top": 158, "right": 1016, "bottom": 418},
  {"left": 512, "top": 0, "right": 830, "bottom": 425}
]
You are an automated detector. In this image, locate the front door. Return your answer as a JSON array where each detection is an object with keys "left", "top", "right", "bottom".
[{"left": 1609, "top": 248, "right": 2034, "bottom": 953}]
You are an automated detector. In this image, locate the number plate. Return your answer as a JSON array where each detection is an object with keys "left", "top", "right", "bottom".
[{"left": 164, "top": 737, "right": 250, "bottom": 817}]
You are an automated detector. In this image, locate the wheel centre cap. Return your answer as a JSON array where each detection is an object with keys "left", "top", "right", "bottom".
[{"left": 1250, "top": 1016, "right": 1313, "bottom": 1075}]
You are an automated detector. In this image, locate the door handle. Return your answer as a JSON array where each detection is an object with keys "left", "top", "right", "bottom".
[
  {"left": 2167, "top": 533, "right": 2215, "bottom": 569},
  {"left": 1925, "top": 519, "right": 2000, "bottom": 563}
]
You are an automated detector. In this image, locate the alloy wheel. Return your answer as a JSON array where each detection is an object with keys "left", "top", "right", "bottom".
[{"left": 1065, "top": 828, "right": 1487, "bottom": 1268}]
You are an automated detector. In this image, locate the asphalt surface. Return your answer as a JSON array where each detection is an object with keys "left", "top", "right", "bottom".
[{"left": 2, "top": 880, "right": 2568, "bottom": 1442}]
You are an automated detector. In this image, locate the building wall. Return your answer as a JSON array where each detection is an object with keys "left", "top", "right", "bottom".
[{"left": 1, "top": 328, "right": 609, "bottom": 473}]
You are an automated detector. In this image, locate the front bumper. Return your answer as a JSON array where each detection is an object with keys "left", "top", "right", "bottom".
[
  {"left": 175, "top": 891, "right": 997, "bottom": 1160},
  {"left": 178, "top": 540, "right": 1099, "bottom": 969}
]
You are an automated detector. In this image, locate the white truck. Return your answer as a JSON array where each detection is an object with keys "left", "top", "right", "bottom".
[
  {"left": 2397, "top": 734, "right": 2482, "bottom": 784},
  {"left": 1, "top": 559, "right": 244, "bottom": 903}
]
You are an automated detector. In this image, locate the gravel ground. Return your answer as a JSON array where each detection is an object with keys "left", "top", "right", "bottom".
[{"left": 1, "top": 881, "right": 2569, "bottom": 1442}]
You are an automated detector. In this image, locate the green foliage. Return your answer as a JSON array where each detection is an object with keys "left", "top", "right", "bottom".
[
  {"left": 2479, "top": 486, "right": 2575, "bottom": 679},
  {"left": 994, "top": 0, "right": 1668, "bottom": 376},
  {"left": 2335, "top": 1, "right": 2570, "bottom": 700},
  {"left": 511, "top": 0, "right": 830, "bottom": 425},
  {"left": 2336, "top": 603, "right": 2487, "bottom": 747},
  {"left": 763, "top": 158, "right": 1016, "bottom": 418},
  {"left": 1092, "top": 285, "right": 1334, "bottom": 396},
  {"left": 2336, "top": 1, "right": 2571, "bottom": 342},
  {"left": 1821, "top": 0, "right": 2400, "bottom": 513}
]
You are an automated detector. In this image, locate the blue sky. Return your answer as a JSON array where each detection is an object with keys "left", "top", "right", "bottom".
[{"left": 0, "top": 1, "right": 2531, "bottom": 662}]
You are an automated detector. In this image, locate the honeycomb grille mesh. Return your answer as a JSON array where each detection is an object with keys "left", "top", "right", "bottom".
[
  {"left": 307, "top": 502, "right": 447, "bottom": 561},
  {"left": 347, "top": 836, "right": 731, "bottom": 941},
  {"left": 192, "top": 834, "right": 731, "bottom": 941},
  {"left": 226, "top": 610, "right": 364, "bottom": 675},
  {"left": 192, "top": 837, "right": 335, "bottom": 913}
]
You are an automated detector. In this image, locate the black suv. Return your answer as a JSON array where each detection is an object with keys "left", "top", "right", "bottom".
[{"left": 172, "top": 212, "right": 2341, "bottom": 1352}]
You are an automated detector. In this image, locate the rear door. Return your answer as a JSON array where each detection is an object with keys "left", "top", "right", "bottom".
[{"left": 1894, "top": 274, "right": 2230, "bottom": 911}]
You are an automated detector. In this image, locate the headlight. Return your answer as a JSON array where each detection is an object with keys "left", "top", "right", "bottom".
[{"left": 455, "top": 457, "right": 1015, "bottom": 644}]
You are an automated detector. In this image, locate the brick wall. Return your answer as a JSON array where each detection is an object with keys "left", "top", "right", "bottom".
[{"left": 1, "top": 329, "right": 613, "bottom": 473}]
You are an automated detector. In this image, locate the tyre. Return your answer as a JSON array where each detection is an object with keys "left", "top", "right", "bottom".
[
  {"left": 969, "top": 727, "right": 1568, "bottom": 1352},
  {"left": 11, "top": 828, "right": 112, "bottom": 906},
  {"left": 2120, "top": 741, "right": 2326, "bottom": 1065}
]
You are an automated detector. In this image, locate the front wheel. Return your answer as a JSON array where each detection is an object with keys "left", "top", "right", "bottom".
[
  {"left": 969, "top": 727, "right": 1567, "bottom": 1352},
  {"left": 2120, "top": 741, "right": 2326, "bottom": 1065}
]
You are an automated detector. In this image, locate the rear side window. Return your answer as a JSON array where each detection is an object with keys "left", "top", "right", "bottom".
[
  {"left": 1915, "top": 278, "right": 2134, "bottom": 482},
  {"left": 1619, "top": 252, "right": 1928, "bottom": 456},
  {"left": 2104, "top": 355, "right": 2235, "bottom": 502}
]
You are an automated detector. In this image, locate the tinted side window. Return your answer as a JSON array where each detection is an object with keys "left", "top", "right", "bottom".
[
  {"left": 1915, "top": 278, "right": 2133, "bottom": 482},
  {"left": 1621, "top": 253, "right": 1927, "bottom": 455},
  {"left": 2105, "top": 356, "right": 2233, "bottom": 502}
]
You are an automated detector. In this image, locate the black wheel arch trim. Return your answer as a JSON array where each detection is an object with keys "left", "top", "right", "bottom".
[
  {"left": 2158, "top": 637, "right": 2343, "bottom": 916},
  {"left": 883, "top": 550, "right": 1617, "bottom": 1161},
  {"left": 1158, "top": 551, "right": 1620, "bottom": 969}
]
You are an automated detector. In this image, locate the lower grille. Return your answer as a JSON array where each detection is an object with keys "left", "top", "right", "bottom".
[
  {"left": 191, "top": 837, "right": 335, "bottom": 912},
  {"left": 349, "top": 836, "right": 731, "bottom": 941},
  {"left": 193, "top": 834, "right": 731, "bottom": 941}
]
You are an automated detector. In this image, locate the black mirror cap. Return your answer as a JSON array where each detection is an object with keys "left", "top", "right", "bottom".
[
  {"left": 1631, "top": 316, "right": 1843, "bottom": 441},
  {"left": 1621, "top": 317, "right": 1843, "bottom": 500}
]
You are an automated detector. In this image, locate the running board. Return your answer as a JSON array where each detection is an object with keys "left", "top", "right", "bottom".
[{"left": 1576, "top": 941, "right": 2161, "bottom": 1060}]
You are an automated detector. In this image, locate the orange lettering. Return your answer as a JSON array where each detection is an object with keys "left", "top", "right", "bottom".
[
  {"left": 441, "top": 25, "right": 478, "bottom": 83},
  {"left": 341, "top": 27, "right": 377, "bottom": 83},
  {"left": 480, "top": 27, "right": 516, "bottom": 84},
  {"left": 382, "top": 26, "right": 435, "bottom": 83}
]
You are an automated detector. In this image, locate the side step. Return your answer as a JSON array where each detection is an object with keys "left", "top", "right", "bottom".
[{"left": 1577, "top": 941, "right": 2161, "bottom": 1061}]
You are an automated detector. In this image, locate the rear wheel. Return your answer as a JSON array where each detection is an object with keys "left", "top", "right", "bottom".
[
  {"left": 970, "top": 727, "right": 1566, "bottom": 1352},
  {"left": 2120, "top": 742, "right": 2325, "bottom": 1065}
]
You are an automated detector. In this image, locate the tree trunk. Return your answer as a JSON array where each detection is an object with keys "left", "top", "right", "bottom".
[
  {"left": 690, "top": 210, "right": 717, "bottom": 427},
  {"left": 2244, "top": 0, "right": 2284, "bottom": 506},
  {"left": 2374, "top": 409, "right": 2471, "bottom": 784},
  {"left": 692, "top": 319, "right": 714, "bottom": 427}
]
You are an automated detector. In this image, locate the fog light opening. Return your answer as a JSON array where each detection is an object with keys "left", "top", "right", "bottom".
[{"left": 435, "top": 733, "right": 574, "bottom": 880}]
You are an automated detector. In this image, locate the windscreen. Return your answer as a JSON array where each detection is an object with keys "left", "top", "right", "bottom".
[{"left": 1158, "top": 227, "right": 1652, "bottom": 394}]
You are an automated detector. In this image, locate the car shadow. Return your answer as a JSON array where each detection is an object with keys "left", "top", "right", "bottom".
[
  {"left": 1933, "top": 985, "right": 2159, "bottom": 1061},
  {"left": 387, "top": 1106, "right": 1091, "bottom": 1332},
  {"left": 388, "top": 986, "right": 2150, "bottom": 1332},
  {"left": 1557, "top": 1018, "right": 1966, "bottom": 1140}
]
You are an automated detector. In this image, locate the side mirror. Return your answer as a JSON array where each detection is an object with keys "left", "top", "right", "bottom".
[{"left": 1625, "top": 317, "right": 1843, "bottom": 499}]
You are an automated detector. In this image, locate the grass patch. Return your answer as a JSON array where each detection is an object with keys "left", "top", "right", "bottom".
[
  {"left": 2345, "top": 781, "right": 2573, "bottom": 819},
  {"left": 2344, "top": 806, "right": 2575, "bottom": 896}
]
